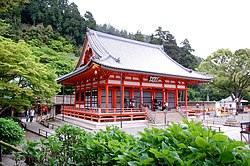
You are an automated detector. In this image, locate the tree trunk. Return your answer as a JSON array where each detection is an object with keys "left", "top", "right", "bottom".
[
  {"left": 11, "top": 107, "right": 14, "bottom": 117},
  {"left": 235, "top": 96, "right": 242, "bottom": 113},
  {"left": 0, "top": 106, "right": 10, "bottom": 116}
]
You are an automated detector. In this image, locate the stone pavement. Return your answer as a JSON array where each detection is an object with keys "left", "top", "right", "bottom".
[
  {"left": 21, "top": 118, "right": 55, "bottom": 138},
  {"left": 20, "top": 112, "right": 250, "bottom": 143}
]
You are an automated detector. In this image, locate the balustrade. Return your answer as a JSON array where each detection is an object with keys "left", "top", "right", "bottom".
[{"left": 61, "top": 106, "right": 147, "bottom": 122}]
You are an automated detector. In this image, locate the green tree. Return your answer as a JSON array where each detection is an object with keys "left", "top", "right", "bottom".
[
  {"left": 97, "top": 24, "right": 133, "bottom": 39},
  {"left": 21, "top": 0, "right": 96, "bottom": 46},
  {"left": 0, "top": 36, "right": 60, "bottom": 115},
  {"left": 198, "top": 48, "right": 250, "bottom": 111},
  {"left": 133, "top": 30, "right": 145, "bottom": 42},
  {"left": 0, "top": 0, "right": 28, "bottom": 24},
  {"left": 31, "top": 46, "right": 77, "bottom": 76},
  {"left": 180, "top": 39, "right": 201, "bottom": 70},
  {"left": 150, "top": 27, "right": 184, "bottom": 67}
]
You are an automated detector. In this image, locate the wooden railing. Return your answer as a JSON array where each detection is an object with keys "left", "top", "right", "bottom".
[
  {"left": 47, "top": 122, "right": 60, "bottom": 129},
  {"left": 61, "top": 106, "right": 147, "bottom": 123},
  {"left": 177, "top": 107, "right": 187, "bottom": 118},
  {"left": 178, "top": 106, "right": 196, "bottom": 118},
  {"left": 38, "top": 129, "right": 52, "bottom": 138}
]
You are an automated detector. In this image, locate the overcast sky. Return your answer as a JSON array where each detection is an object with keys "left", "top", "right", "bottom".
[{"left": 70, "top": 0, "right": 250, "bottom": 59}]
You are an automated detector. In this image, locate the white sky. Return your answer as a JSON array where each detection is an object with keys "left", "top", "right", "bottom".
[{"left": 70, "top": 0, "right": 250, "bottom": 59}]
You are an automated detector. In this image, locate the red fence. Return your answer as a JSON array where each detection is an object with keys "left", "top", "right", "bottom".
[{"left": 61, "top": 106, "right": 147, "bottom": 123}]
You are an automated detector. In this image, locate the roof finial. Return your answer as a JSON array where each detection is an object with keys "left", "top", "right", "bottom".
[{"left": 116, "top": 57, "right": 120, "bottom": 63}]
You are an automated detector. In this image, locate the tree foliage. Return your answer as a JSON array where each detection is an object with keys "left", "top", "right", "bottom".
[
  {"left": 0, "top": 0, "right": 28, "bottom": 24},
  {"left": 20, "top": 0, "right": 96, "bottom": 46},
  {"left": 0, "top": 36, "right": 60, "bottom": 114},
  {"left": 199, "top": 49, "right": 250, "bottom": 109},
  {"left": 150, "top": 27, "right": 201, "bottom": 70}
]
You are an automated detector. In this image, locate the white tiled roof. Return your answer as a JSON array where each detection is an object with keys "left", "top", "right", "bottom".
[{"left": 87, "top": 28, "right": 213, "bottom": 81}]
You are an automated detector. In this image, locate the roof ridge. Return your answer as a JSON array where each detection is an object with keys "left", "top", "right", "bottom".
[
  {"left": 87, "top": 29, "right": 120, "bottom": 63},
  {"left": 88, "top": 28, "right": 162, "bottom": 50}
]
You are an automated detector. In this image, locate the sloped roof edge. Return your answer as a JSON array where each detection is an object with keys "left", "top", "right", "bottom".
[{"left": 92, "top": 59, "right": 213, "bottom": 82}]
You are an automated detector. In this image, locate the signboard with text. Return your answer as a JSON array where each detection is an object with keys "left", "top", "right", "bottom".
[{"left": 148, "top": 76, "right": 159, "bottom": 83}]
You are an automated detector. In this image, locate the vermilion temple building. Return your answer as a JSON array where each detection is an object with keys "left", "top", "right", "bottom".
[{"left": 56, "top": 28, "right": 213, "bottom": 123}]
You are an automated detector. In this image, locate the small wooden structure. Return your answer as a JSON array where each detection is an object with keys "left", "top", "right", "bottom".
[
  {"left": 56, "top": 28, "right": 213, "bottom": 122},
  {"left": 240, "top": 122, "right": 250, "bottom": 143}
]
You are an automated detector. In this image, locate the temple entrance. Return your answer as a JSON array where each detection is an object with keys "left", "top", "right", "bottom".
[{"left": 168, "top": 92, "right": 175, "bottom": 109}]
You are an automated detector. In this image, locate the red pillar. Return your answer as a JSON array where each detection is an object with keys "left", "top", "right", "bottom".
[
  {"left": 97, "top": 87, "right": 101, "bottom": 108},
  {"left": 184, "top": 88, "right": 188, "bottom": 107},
  {"left": 152, "top": 91, "right": 156, "bottom": 108},
  {"left": 140, "top": 87, "right": 143, "bottom": 107},
  {"left": 140, "top": 77, "right": 143, "bottom": 107},
  {"left": 131, "top": 89, "right": 134, "bottom": 99},
  {"left": 175, "top": 87, "right": 178, "bottom": 108},
  {"left": 162, "top": 89, "right": 165, "bottom": 105},
  {"left": 105, "top": 80, "right": 109, "bottom": 111},
  {"left": 90, "top": 81, "right": 93, "bottom": 108},
  {"left": 121, "top": 84, "right": 124, "bottom": 110},
  {"left": 162, "top": 80, "right": 165, "bottom": 105},
  {"left": 165, "top": 90, "right": 168, "bottom": 103}
]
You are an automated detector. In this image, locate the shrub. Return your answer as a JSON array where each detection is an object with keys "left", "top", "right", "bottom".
[
  {"left": 22, "top": 121, "right": 250, "bottom": 165},
  {"left": 118, "top": 120, "right": 250, "bottom": 165},
  {"left": 0, "top": 118, "right": 25, "bottom": 153}
]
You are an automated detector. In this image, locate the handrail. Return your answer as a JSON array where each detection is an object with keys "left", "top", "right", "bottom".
[
  {"left": 38, "top": 129, "right": 52, "bottom": 138},
  {"left": 61, "top": 107, "right": 147, "bottom": 122},
  {"left": 63, "top": 106, "right": 144, "bottom": 114},
  {"left": 177, "top": 107, "right": 187, "bottom": 118},
  {"left": 47, "top": 122, "right": 60, "bottom": 129},
  {"left": 0, "top": 140, "right": 23, "bottom": 162}
]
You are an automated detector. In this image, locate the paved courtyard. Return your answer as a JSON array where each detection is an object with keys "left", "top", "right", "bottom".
[{"left": 21, "top": 112, "right": 250, "bottom": 143}]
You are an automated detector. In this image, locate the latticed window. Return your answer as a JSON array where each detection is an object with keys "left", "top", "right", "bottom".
[
  {"left": 168, "top": 92, "right": 175, "bottom": 108},
  {"left": 85, "top": 91, "right": 91, "bottom": 108},
  {"left": 92, "top": 90, "right": 98, "bottom": 108},
  {"left": 134, "top": 91, "right": 140, "bottom": 108},
  {"left": 155, "top": 92, "right": 163, "bottom": 105},
  {"left": 101, "top": 90, "right": 112, "bottom": 108},
  {"left": 143, "top": 91, "right": 152, "bottom": 108},
  {"left": 116, "top": 90, "right": 121, "bottom": 108}
]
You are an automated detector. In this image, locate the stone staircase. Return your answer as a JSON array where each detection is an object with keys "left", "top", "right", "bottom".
[
  {"left": 146, "top": 108, "right": 184, "bottom": 124},
  {"left": 224, "top": 117, "right": 240, "bottom": 127},
  {"left": 167, "top": 109, "right": 186, "bottom": 123}
]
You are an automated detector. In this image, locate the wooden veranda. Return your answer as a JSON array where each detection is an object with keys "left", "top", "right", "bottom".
[{"left": 61, "top": 106, "right": 147, "bottom": 123}]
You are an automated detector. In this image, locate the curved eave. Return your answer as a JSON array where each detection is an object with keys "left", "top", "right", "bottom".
[
  {"left": 56, "top": 64, "right": 89, "bottom": 84},
  {"left": 93, "top": 60, "right": 214, "bottom": 82}
]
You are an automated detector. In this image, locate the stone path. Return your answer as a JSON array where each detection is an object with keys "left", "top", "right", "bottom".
[{"left": 19, "top": 112, "right": 250, "bottom": 142}]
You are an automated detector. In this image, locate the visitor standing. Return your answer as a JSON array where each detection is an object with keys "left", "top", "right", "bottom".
[
  {"left": 25, "top": 110, "right": 29, "bottom": 122},
  {"left": 164, "top": 102, "right": 168, "bottom": 112},
  {"left": 29, "top": 108, "right": 35, "bottom": 122}
]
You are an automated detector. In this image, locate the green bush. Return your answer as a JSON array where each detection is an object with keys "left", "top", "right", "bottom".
[
  {"left": 22, "top": 121, "right": 250, "bottom": 165},
  {"left": 0, "top": 118, "right": 25, "bottom": 153},
  {"left": 118, "top": 120, "right": 250, "bottom": 165}
]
